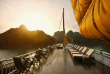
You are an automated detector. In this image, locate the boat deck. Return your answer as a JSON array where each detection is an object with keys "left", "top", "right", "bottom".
[{"left": 32, "top": 49, "right": 110, "bottom": 74}]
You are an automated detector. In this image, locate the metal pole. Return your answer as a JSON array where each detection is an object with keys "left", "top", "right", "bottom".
[{"left": 63, "top": 8, "right": 65, "bottom": 47}]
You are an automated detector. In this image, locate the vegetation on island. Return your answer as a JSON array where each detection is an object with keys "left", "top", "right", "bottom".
[
  {"left": 0, "top": 25, "right": 56, "bottom": 49},
  {"left": 53, "top": 31, "right": 64, "bottom": 43},
  {"left": 66, "top": 30, "right": 110, "bottom": 52}
]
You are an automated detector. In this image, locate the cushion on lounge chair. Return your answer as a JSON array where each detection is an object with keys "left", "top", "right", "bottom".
[
  {"left": 72, "top": 49, "right": 94, "bottom": 58},
  {"left": 76, "top": 46, "right": 80, "bottom": 49},
  {"left": 86, "top": 49, "right": 94, "bottom": 56},
  {"left": 81, "top": 47, "right": 87, "bottom": 53}
]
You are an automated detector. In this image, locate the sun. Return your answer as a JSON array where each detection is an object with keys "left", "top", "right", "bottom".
[{"left": 16, "top": 12, "right": 52, "bottom": 32}]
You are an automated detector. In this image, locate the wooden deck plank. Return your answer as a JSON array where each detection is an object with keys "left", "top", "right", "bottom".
[{"left": 32, "top": 49, "right": 110, "bottom": 74}]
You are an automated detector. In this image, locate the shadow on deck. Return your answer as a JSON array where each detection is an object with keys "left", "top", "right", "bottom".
[{"left": 32, "top": 49, "right": 110, "bottom": 74}]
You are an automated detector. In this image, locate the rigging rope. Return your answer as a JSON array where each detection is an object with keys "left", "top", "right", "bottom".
[{"left": 59, "top": 12, "right": 63, "bottom": 31}]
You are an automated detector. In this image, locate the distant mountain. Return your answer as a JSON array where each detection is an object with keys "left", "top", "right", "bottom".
[
  {"left": 0, "top": 24, "right": 56, "bottom": 49},
  {"left": 53, "top": 31, "right": 64, "bottom": 43}
]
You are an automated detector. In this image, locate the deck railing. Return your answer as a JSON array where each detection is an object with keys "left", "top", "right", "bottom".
[
  {"left": 0, "top": 44, "right": 56, "bottom": 74},
  {"left": 93, "top": 50, "right": 110, "bottom": 67},
  {"left": 0, "top": 50, "right": 36, "bottom": 74}
]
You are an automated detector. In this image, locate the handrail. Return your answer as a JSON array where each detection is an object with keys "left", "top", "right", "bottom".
[
  {"left": 0, "top": 44, "right": 56, "bottom": 74},
  {"left": 0, "top": 50, "right": 36, "bottom": 74},
  {"left": 93, "top": 50, "right": 110, "bottom": 67},
  {"left": 1, "top": 51, "right": 36, "bottom": 64}
]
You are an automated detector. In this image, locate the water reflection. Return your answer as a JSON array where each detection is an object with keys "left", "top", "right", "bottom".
[{"left": 0, "top": 49, "right": 37, "bottom": 59}]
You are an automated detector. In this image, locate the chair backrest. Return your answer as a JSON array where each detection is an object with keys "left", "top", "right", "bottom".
[
  {"left": 74, "top": 45, "right": 76, "bottom": 48},
  {"left": 13, "top": 57, "right": 25, "bottom": 69},
  {"left": 75, "top": 46, "right": 78, "bottom": 49},
  {"left": 35, "top": 53, "right": 40, "bottom": 58},
  {"left": 75, "top": 45, "right": 78, "bottom": 48},
  {"left": 79, "top": 47, "right": 83, "bottom": 51},
  {"left": 86, "top": 49, "right": 95, "bottom": 56},
  {"left": 81, "top": 47, "right": 87, "bottom": 53},
  {"left": 36, "top": 50, "right": 43, "bottom": 55},
  {"left": 48, "top": 46, "right": 53, "bottom": 51}
]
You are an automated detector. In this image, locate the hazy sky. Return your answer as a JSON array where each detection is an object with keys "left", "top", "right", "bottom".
[{"left": 0, "top": 0, "right": 79, "bottom": 35}]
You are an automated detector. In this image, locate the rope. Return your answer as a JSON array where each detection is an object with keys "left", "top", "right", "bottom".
[{"left": 58, "top": 12, "right": 63, "bottom": 31}]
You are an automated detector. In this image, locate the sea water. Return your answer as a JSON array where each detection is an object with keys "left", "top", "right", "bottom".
[{"left": 0, "top": 49, "right": 37, "bottom": 60}]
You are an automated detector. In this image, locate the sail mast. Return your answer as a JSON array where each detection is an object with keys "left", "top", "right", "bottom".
[
  {"left": 63, "top": 8, "right": 65, "bottom": 47},
  {"left": 63, "top": 8, "right": 65, "bottom": 34},
  {"left": 63, "top": 8, "right": 69, "bottom": 47}
]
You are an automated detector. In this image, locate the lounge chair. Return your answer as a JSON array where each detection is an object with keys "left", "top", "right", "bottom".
[
  {"left": 13, "top": 57, "right": 32, "bottom": 74},
  {"left": 70, "top": 47, "right": 83, "bottom": 54},
  {"left": 35, "top": 49, "right": 44, "bottom": 62},
  {"left": 48, "top": 46, "right": 54, "bottom": 52},
  {"left": 68, "top": 46, "right": 81, "bottom": 52},
  {"left": 71, "top": 47, "right": 87, "bottom": 54},
  {"left": 71, "top": 45, "right": 77, "bottom": 49},
  {"left": 72, "top": 45, "right": 77, "bottom": 48},
  {"left": 72, "top": 49, "right": 95, "bottom": 62}
]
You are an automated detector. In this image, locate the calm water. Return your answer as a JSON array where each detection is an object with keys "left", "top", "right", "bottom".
[
  {"left": 91, "top": 46, "right": 110, "bottom": 53},
  {"left": 0, "top": 49, "right": 37, "bottom": 60}
]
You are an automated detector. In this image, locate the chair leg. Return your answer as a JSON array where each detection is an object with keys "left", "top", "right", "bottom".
[
  {"left": 14, "top": 69, "right": 21, "bottom": 74},
  {"left": 14, "top": 70, "right": 17, "bottom": 74},
  {"left": 21, "top": 71, "right": 24, "bottom": 74}
]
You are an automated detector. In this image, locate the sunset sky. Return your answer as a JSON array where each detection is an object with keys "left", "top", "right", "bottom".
[{"left": 0, "top": 0, "right": 79, "bottom": 35}]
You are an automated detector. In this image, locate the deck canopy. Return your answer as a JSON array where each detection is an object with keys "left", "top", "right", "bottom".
[{"left": 71, "top": 0, "right": 110, "bottom": 41}]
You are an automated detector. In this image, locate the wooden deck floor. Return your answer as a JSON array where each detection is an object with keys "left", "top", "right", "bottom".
[{"left": 32, "top": 49, "right": 110, "bottom": 74}]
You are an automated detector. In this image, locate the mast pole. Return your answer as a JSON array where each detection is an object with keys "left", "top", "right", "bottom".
[
  {"left": 63, "top": 8, "right": 65, "bottom": 35},
  {"left": 63, "top": 8, "right": 65, "bottom": 47}
]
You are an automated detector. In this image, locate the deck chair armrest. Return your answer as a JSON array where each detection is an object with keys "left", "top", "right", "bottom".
[
  {"left": 23, "top": 58, "right": 33, "bottom": 68},
  {"left": 23, "top": 58, "right": 30, "bottom": 62},
  {"left": 22, "top": 58, "right": 32, "bottom": 65}
]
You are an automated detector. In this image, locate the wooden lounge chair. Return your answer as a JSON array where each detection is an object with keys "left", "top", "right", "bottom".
[
  {"left": 48, "top": 46, "right": 54, "bottom": 52},
  {"left": 72, "top": 49, "right": 95, "bottom": 61},
  {"left": 71, "top": 45, "right": 77, "bottom": 49},
  {"left": 68, "top": 46, "right": 80, "bottom": 52},
  {"left": 35, "top": 49, "right": 44, "bottom": 62},
  {"left": 42, "top": 49, "right": 49, "bottom": 56},
  {"left": 70, "top": 47, "right": 83, "bottom": 54},
  {"left": 72, "top": 45, "right": 77, "bottom": 48},
  {"left": 69, "top": 46, "right": 79, "bottom": 51},
  {"left": 71, "top": 47, "right": 87, "bottom": 54},
  {"left": 71, "top": 44, "right": 75, "bottom": 48},
  {"left": 13, "top": 57, "right": 32, "bottom": 74}
]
